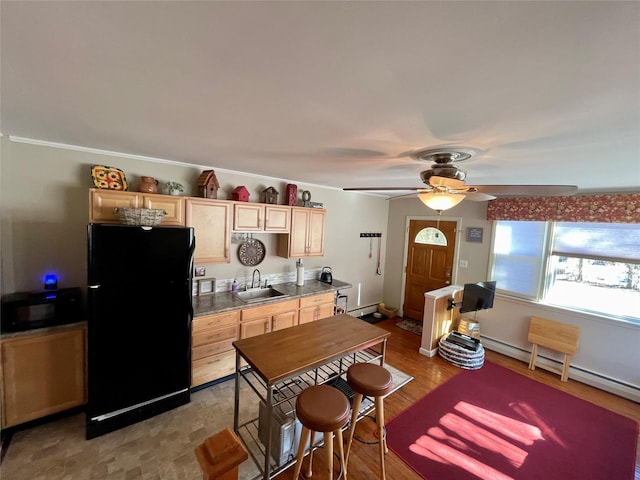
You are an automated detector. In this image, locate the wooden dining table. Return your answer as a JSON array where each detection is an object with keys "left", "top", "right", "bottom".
[{"left": 232, "top": 313, "right": 391, "bottom": 480}]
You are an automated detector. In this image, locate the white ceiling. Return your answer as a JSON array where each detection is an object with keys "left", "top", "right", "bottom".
[{"left": 2, "top": 1, "right": 639, "bottom": 194}]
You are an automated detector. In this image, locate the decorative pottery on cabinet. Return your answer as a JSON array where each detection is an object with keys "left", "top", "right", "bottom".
[{"left": 232, "top": 186, "right": 250, "bottom": 202}]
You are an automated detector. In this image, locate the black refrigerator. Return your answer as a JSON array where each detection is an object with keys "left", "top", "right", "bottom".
[{"left": 86, "top": 223, "right": 194, "bottom": 439}]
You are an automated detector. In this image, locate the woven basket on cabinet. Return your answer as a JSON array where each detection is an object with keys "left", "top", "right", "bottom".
[{"left": 114, "top": 207, "right": 166, "bottom": 226}]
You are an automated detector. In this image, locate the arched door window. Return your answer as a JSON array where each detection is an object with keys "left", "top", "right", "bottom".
[{"left": 415, "top": 227, "right": 447, "bottom": 246}]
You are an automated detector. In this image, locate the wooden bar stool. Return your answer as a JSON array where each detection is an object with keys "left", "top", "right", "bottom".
[
  {"left": 292, "top": 384, "right": 351, "bottom": 480},
  {"left": 345, "top": 363, "right": 393, "bottom": 480}
]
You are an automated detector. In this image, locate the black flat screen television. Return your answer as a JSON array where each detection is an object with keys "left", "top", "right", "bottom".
[{"left": 460, "top": 281, "right": 497, "bottom": 313}]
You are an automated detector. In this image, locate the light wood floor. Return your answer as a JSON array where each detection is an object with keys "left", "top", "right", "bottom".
[
  {"left": 275, "top": 317, "right": 640, "bottom": 480},
  {"left": 2, "top": 317, "right": 638, "bottom": 480}
]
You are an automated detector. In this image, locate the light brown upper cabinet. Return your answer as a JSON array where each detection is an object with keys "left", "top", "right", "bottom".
[
  {"left": 264, "top": 205, "right": 291, "bottom": 232},
  {"left": 186, "top": 198, "right": 231, "bottom": 264},
  {"left": 142, "top": 194, "right": 185, "bottom": 225},
  {"left": 233, "top": 203, "right": 291, "bottom": 232},
  {"left": 89, "top": 189, "right": 185, "bottom": 226},
  {"left": 278, "top": 207, "right": 326, "bottom": 258}
]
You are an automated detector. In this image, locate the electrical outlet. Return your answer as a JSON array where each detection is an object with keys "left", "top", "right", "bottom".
[
  {"left": 459, "top": 260, "right": 468, "bottom": 268},
  {"left": 195, "top": 266, "right": 206, "bottom": 277}
]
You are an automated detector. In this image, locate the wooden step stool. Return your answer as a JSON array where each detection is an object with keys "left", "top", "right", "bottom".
[
  {"left": 528, "top": 316, "right": 580, "bottom": 382},
  {"left": 195, "top": 428, "right": 248, "bottom": 480}
]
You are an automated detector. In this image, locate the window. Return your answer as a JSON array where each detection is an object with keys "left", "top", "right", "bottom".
[
  {"left": 490, "top": 221, "right": 640, "bottom": 322},
  {"left": 492, "top": 221, "right": 548, "bottom": 299},
  {"left": 415, "top": 227, "right": 447, "bottom": 246}
]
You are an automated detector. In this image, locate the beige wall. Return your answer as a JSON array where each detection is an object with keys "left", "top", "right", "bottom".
[
  {"left": 383, "top": 191, "right": 639, "bottom": 402},
  {"left": 0, "top": 137, "right": 388, "bottom": 314},
  {"left": 382, "top": 195, "right": 493, "bottom": 312},
  {"left": 2, "top": 136, "right": 638, "bottom": 400}
]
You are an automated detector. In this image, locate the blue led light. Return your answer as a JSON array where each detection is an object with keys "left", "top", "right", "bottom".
[{"left": 44, "top": 274, "right": 58, "bottom": 290}]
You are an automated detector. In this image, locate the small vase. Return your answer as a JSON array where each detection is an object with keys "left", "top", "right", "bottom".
[
  {"left": 169, "top": 189, "right": 181, "bottom": 196},
  {"left": 286, "top": 183, "right": 297, "bottom": 206},
  {"left": 139, "top": 176, "right": 158, "bottom": 193}
]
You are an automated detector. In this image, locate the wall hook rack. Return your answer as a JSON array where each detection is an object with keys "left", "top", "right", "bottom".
[{"left": 360, "top": 233, "right": 382, "bottom": 237}]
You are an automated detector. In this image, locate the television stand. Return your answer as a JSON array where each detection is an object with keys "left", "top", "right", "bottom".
[{"left": 438, "top": 332, "right": 485, "bottom": 370}]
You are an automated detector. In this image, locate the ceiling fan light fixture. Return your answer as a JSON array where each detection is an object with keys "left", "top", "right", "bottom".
[
  {"left": 418, "top": 191, "right": 465, "bottom": 212},
  {"left": 413, "top": 147, "right": 477, "bottom": 163}
]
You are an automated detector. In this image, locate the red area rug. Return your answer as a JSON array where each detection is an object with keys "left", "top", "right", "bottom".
[{"left": 386, "top": 361, "right": 638, "bottom": 480}]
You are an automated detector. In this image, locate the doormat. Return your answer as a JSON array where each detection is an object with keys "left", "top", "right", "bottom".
[
  {"left": 358, "top": 313, "right": 386, "bottom": 324},
  {"left": 386, "top": 361, "right": 639, "bottom": 480},
  {"left": 395, "top": 318, "right": 423, "bottom": 336}
]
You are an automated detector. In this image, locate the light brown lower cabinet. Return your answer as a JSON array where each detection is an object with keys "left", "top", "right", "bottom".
[
  {"left": 298, "top": 292, "right": 335, "bottom": 324},
  {"left": 1, "top": 326, "right": 86, "bottom": 428},
  {"left": 191, "top": 310, "right": 240, "bottom": 387},
  {"left": 191, "top": 293, "right": 335, "bottom": 386},
  {"left": 240, "top": 299, "right": 299, "bottom": 339}
]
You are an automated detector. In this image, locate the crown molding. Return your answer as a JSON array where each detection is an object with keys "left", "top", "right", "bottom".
[{"left": 7, "top": 136, "right": 343, "bottom": 192}]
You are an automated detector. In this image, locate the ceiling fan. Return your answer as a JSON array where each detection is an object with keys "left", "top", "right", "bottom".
[{"left": 343, "top": 147, "right": 579, "bottom": 213}]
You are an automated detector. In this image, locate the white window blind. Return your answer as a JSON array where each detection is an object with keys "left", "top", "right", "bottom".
[
  {"left": 552, "top": 223, "right": 640, "bottom": 263},
  {"left": 491, "top": 221, "right": 547, "bottom": 298}
]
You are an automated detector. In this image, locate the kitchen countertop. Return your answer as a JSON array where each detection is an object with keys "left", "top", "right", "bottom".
[
  {"left": 193, "top": 278, "right": 352, "bottom": 317},
  {"left": 0, "top": 321, "right": 87, "bottom": 340}
]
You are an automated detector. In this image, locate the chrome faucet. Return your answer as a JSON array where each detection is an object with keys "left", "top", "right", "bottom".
[{"left": 251, "top": 269, "right": 261, "bottom": 289}]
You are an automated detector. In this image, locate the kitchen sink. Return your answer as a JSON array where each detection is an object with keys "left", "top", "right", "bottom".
[{"left": 233, "top": 287, "right": 288, "bottom": 303}]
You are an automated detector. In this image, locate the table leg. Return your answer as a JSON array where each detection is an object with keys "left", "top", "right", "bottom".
[
  {"left": 263, "top": 386, "right": 274, "bottom": 480},
  {"left": 380, "top": 338, "right": 387, "bottom": 366},
  {"left": 234, "top": 350, "right": 241, "bottom": 432}
]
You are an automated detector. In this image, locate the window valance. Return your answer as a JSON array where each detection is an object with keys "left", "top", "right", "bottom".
[{"left": 486, "top": 193, "right": 640, "bottom": 223}]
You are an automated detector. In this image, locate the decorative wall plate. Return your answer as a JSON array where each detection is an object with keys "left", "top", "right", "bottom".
[
  {"left": 91, "top": 165, "right": 128, "bottom": 190},
  {"left": 238, "top": 239, "right": 266, "bottom": 266}
]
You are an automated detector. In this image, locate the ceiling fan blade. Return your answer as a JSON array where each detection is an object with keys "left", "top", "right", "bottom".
[
  {"left": 343, "top": 186, "right": 428, "bottom": 192},
  {"left": 386, "top": 191, "right": 426, "bottom": 200},
  {"left": 471, "top": 185, "right": 579, "bottom": 196},
  {"left": 319, "top": 147, "right": 390, "bottom": 158},
  {"left": 429, "top": 176, "right": 465, "bottom": 189},
  {"left": 464, "top": 191, "right": 497, "bottom": 201}
]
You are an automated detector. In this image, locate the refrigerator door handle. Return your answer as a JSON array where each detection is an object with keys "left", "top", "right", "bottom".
[
  {"left": 188, "top": 295, "right": 194, "bottom": 320},
  {"left": 187, "top": 237, "right": 195, "bottom": 320},
  {"left": 187, "top": 237, "right": 195, "bottom": 278}
]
